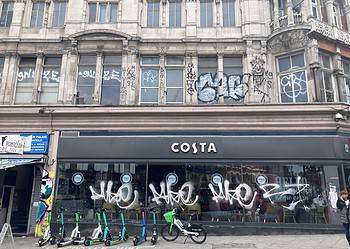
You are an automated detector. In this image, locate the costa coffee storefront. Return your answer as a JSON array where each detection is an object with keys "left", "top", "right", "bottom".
[{"left": 55, "top": 132, "right": 350, "bottom": 233}]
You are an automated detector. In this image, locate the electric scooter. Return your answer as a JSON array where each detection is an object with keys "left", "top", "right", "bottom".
[
  {"left": 150, "top": 209, "right": 158, "bottom": 245},
  {"left": 57, "top": 211, "right": 84, "bottom": 247},
  {"left": 38, "top": 211, "right": 56, "bottom": 246},
  {"left": 105, "top": 211, "right": 129, "bottom": 246},
  {"left": 133, "top": 208, "right": 147, "bottom": 246},
  {"left": 55, "top": 208, "right": 66, "bottom": 247},
  {"left": 84, "top": 210, "right": 111, "bottom": 246}
]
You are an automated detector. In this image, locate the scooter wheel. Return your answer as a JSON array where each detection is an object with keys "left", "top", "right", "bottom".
[
  {"left": 124, "top": 234, "right": 129, "bottom": 241},
  {"left": 84, "top": 238, "right": 92, "bottom": 246},
  {"left": 105, "top": 240, "right": 111, "bottom": 246},
  {"left": 38, "top": 239, "right": 44, "bottom": 247},
  {"left": 50, "top": 236, "right": 56, "bottom": 245},
  {"left": 151, "top": 236, "right": 157, "bottom": 245},
  {"left": 133, "top": 237, "right": 139, "bottom": 246}
]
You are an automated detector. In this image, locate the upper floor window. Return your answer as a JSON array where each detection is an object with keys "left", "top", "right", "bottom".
[
  {"left": 311, "top": 0, "right": 318, "bottom": 19},
  {"left": 15, "top": 57, "right": 36, "bottom": 104},
  {"left": 40, "top": 56, "right": 61, "bottom": 104},
  {"left": 165, "top": 56, "right": 184, "bottom": 104},
  {"left": 223, "top": 56, "right": 243, "bottom": 103},
  {"left": 0, "top": 1, "right": 13, "bottom": 27},
  {"left": 52, "top": 1, "right": 67, "bottom": 27},
  {"left": 278, "top": 0, "right": 287, "bottom": 16},
  {"left": 140, "top": 56, "right": 160, "bottom": 104},
  {"left": 340, "top": 59, "right": 350, "bottom": 103},
  {"left": 101, "top": 55, "right": 122, "bottom": 105},
  {"left": 30, "top": 2, "right": 45, "bottom": 28},
  {"left": 277, "top": 53, "right": 308, "bottom": 103},
  {"left": 0, "top": 56, "right": 4, "bottom": 83},
  {"left": 222, "top": 0, "right": 235, "bottom": 27},
  {"left": 318, "top": 52, "right": 334, "bottom": 102},
  {"left": 169, "top": 0, "right": 181, "bottom": 27},
  {"left": 333, "top": 3, "right": 341, "bottom": 27},
  {"left": 197, "top": 56, "right": 218, "bottom": 103},
  {"left": 88, "top": 2, "right": 118, "bottom": 24},
  {"left": 200, "top": 0, "right": 213, "bottom": 27},
  {"left": 147, "top": 1, "right": 160, "bottom": 27},
  {"left": 77, "top": 55, "right": 96, "bottom": 104}
]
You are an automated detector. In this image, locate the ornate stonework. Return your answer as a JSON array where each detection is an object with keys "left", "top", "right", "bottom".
[{"left": 268, "top": 29, "right": 309, "bottom": 54}]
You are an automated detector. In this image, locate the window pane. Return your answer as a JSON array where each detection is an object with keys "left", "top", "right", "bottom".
[
  {"left": 39, "top": 88, "right": 59, "bottom": 104},
  {"left": 0, "top": 57, "right": 4, "bottom": 82},
  {"left": 140, "top": 88, "right": 158, "bottom": 103},
  {"left": 147, "top": 1, "right": 160, "bottom": 27},
  {"left": 200, "top": 0, "right": 213, "bottom": 27},
  {"left": 344, "top": 61, "right": 350, "bottom": 75},
  {"left": 77, "top": 86, "right": 94, "bottom": 104},
  {"left": 16, "top": 57, "right": 36, "bottom": 104},
  {"left": 110, "top": 3, "right": 118, "bottom": 23},
  {"left": 223, "top": 0, "right": 235, "bottom": 27},
  {"left": 169, "top": 1, "right": 181, "bottom": 27},
  {"left": 278, "top": 56, "right": 291, "bottom": 72},
  {"left": 80, "top": 55, "right": 96, "bottom": 65},
  {"left": 17, "top": 66, "right": 35, "bottom": 84},
  {"left": 101, "top": 85, "right": 120, "bottom": 105},
  {"left": 224, "top": 57, "right": 242, "bottom": 75},
  {"left": 166, "top": 69, "right": 183, "bottom": 87},
  {"left": 320, "top": 54, "right": 331, "bottom": 69},
  {"left": 166, "top": 88, "right": 183, "bottom": 103},
  {"left": 104, "top": 55, "right": 122, "bottom": 65},
  {"left": 53, "top": 2, "right": 66, "bottom": 27},
  {"left": 293, "top": 71, "right": 308, "bottom": 102},
  {"left": 166, "top": 56, "right": 184, "bottom": 65},
  {"left": 102, "top": 66, "right": 122, "bottom": 85},
  {"left": 78, "top": 66, "right": 96, "bottom": 85},
  {"left": 141, "top": 69, "right": 159, "bottom": 87},
  {"left": 141, "top": 56, "right": 160, "bottom": 65},
  {"left": 291, "top": 54, "right": 304, "bottom": 68},
  {"left": 99, "top": 3, "right": 107, "bottom": 23},
  {"left": 0, "top": 2, "right": 14, "bottom": 27},
  {"left": 320, "top": 71, "right": 334, "bottom": 102},
  {"left": 30, "top": 2, "right": 45, "bottom": 28},
  {"left": 89, "top": 3, "right": 97, "bottom": 23},
  {"left": 42, "top": 57, "right": 61, "bottom": 84},
  {"left": 198, "top": 57, "right": 217, "bottom": 75}
]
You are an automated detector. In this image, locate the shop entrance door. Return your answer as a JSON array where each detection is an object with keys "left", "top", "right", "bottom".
[{"left": 0, "top": 186, "right": 15, "bottom": 227}]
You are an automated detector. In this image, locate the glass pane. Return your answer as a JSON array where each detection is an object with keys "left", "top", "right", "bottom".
[
  {"left": 142, "top": 56, "right": 159, "bottom": 65},
  {"left": 104, "top": 55, "right": 122, "bottom": 65},
  {"left": 166, "top": 88, "right": 183, "bottom": 103},
  {"left": 15, "top": 91, "right": 33, "bottom": 104},
  {"left": 39, "top": 87, "right": 59, "bottom": 104},
  {"left": 78, "top": 66, "right": 96, "bottom": 85},
  {"left": 77, "top": 85, "right": 94, "bottom": 104},
  {"left": 53, "top": 2, "right": 66, "bottom": 27},
  {"left": 291, "top": 54, "right": 305, "bottom": 68},
  {"left": 30, "top": 2, "right": 44, "bottom": 28},
  {"left": 166, "top": 69, "right": 183, "bottom": 87},
  {"left": 99, "top": 3, "right": 107, "bottom": 23},
  {"left": 17, "top": 67, "right": 35, "bottom": 84},
  {"left": 102, "top": 66, "right": 122, "bottom": 85},
  {"left": 200, "top": 1, "right": 213, "bottom": 27},
  {"left": 45, "top": 57, "right": 61, "bottom": 65},
  {"left": 198, "top": 57, "right": 217, "bottom": 75},
  {"left": 140, "top": 88, "right": 158, "bottom": 103},
  {"left": 344, "top": 62, "right": 350, "bottom": 75},
  {"left": 321, "top": 54, "right": 331, "bottom": 69},
  {"left": 42, "top": 69, "right": 60, "bottom": 84},
  {"left": 80, "top": 55, "right": 96, "bottom": 65},
  {"left": 292, "top": 71, "right": 308, "bottom": 102},
  {"left": 147, "top": 1, "right": 160, "bottom": 27},
  {"left": 21, "top": 57, "right": 36, "bottom": 65},
  {"left": 166, "top": 56, "right": 184, "bottom": 65},
  {"left": 169, "top": 1, "right": 181, "bottom": 27},
  {"left": 278, "top": 56, "right": 291, "bottom": 72},
  {"left": 280, "top": 74, "right": 294, "bottom": 102},
  {"left": 0, "top": 2, "right": 13, "bottom": 27},
  {"left": 101, "top": 85, "right": 120, "bottom": 105},
  {"left": 0, "top": 57, "right": 4, "bottom": 81},
  {"left": 223, "top": 0, "right": 235, "bottom": 27},
  {"left": 141, "top": 69, "right": 159, "bottom": 87},
  {"left": 89, "top": 3, "right": 97, "bottom": 23},
  {"left": 110, "top": 3, "right": 118, "bottom": 23}
]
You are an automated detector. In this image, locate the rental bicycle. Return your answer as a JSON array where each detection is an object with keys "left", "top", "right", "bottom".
[{"left": 161, "top": 208, "right": 207, "bottom": 244}]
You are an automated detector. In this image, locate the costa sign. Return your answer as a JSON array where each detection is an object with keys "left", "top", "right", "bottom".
[{"left": 171, "top": 142, "right": 217, "bottom": 154}]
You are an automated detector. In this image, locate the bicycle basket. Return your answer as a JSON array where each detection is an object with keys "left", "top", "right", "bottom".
[{"left": 163, "top": 211, "right": 174, "bottom": 223}]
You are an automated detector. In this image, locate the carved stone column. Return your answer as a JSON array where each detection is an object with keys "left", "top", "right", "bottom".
[
  {"left": 5, "top": 54, "right": 19, "bottom": 104},
  {"left": 185, "top": 0, "right": 197, "bottom": 37},
  {"left": 273, "top": 0, "right": 280, "bottom": 29},
  {"left": 217, "top": 54, "right": 224, "bottom": 103},
  {"left": 33, "top": 53, "right": 44, "bottom": 104},
  {"left": 286, "top": 0, "right": 295, "bottom": 25},
  {"left": 127, "top": 48, "right": 138, "bottom": 105},
  {"left": 159, "top": 54, "right": 166, "bottom": 105},
  {"left": 93, "top": 53, "right": 103, "bottom": 104},
  {"left": 325, "top": 0, "right": 335, "bottom": 26},
  {"left": 185, "top": 52, "right": 198, "bottom": 104},
  {"left": 332, "top": 48, "right": 342, "bottom": 102},
  {"left": 8, "top": 1, "right": 26, "bottom": 38},
  {"left": 65, "top": 40, "right": 79, "bottom": 104},
  {"left": 57, "top": 51, "right": 69, "bottom": 103},
  {"left": 0, "top": 54, "right": 12, "bottom": 104},
  {"left": 120, "top": 41, "right": 129, "bottom": 105},
  {"left": 344, "top": 5, "right": 350, "bottom": 31},
  {"left": 307, "top": 38, "right": 320, "bottom": 102}
]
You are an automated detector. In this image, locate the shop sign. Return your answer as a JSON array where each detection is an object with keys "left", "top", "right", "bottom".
[
  {"left": 120, "top": 172, "right": 132, "bottom": 184},
  {"left": 0, "top": 133, "right": 49, "bottom": 155},
  {"left": 166, "top": 173, "right": 178, "bottom": 186},
  {"left": 0, "top": 158, "right": 42, "bottom": 170},
  {"left": 170, "top": 142, "right": 217, "bottom": 154},
  {"left": 72, "top": 172, "right": 84, "bottom": 185},
  {"left": 256, "top": 174, "right": 268, "bottom": 185}
]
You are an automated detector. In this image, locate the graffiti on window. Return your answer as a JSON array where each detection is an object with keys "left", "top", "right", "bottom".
[
  {"left": 17, "top": 68, "right": 35, "bottom": 82},
  {"left": 89, "top": 180, "right": 139, "bottom": 209},
  {"left": 78, "top": 69, "right": 122, "bottom": 82},
  {"left": 280, "top": 72, "right": 307, "bottom": 100},
  {"left": 142, "top": 70, "right": 158, "bottom": 85},
  {"left": 42, "top": 70, "right": 60, "bottom": 83}
]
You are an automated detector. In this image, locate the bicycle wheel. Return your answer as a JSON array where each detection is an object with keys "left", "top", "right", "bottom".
[
  {"left": 189, "top": 225, "right": 207, "bottom": 244},
  {"left": 161, "top": 224, "right": 179, "bottom": 241}
]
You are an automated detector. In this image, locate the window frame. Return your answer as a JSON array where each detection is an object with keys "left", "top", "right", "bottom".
[
  {"left": 318, "top": 52, "right": 335, "bottom": 103},
  {"left": 30, "top": 1, "right": 46, "bottom": 28},
  {"left": 310, "top": 0, "right": 318, "bottom": 19},
  {"left": 15, "top": 57, "right": 37, "bottom": 104},
  {"left": 140, "top": 56, "right": 160, "bottom": 104},
  {"left": 332, "top": 3, "right": 341, "bottom": 28},
  {"left": 77, "top": 54, "right": 98, "bottom": 104},
  {"left": 100, "top": 54, "right": 122, "bottom": 105},
  {"left": 165, "top": 56, "right": 185, "bottom": 104},
  {"left": 147, "top": 0, "right": 160, "bottom": 27},
  {"left": 0, "top": 1, "right": 14, "bottom": 27},
  {"left": 222, "top": 0, "right": 235, "bottom": 27},
  {"left": 52, "top": 1, "right": 67, "bottom": 27},
  {"left": 87, "top": 1, "right": 119, "bottom": 24},
  {"left": 342, "top": 59, "right": 350, "bottom": 103},
  {"left": 276, "top": 52, "right": 308, "bottom": 103},
  {"left": 200, "top": 0, "right": 213, "bottom": 28},
  {"left": 39, "top": 56, "right": 62, "bottom": 104},
  {"left": 168, "top": 0, "right": 182, "bottom": 28}
]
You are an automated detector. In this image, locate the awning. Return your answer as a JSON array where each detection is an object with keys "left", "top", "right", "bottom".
[{"left": 0, "top": 158, "right": 44, "bottom": 170}]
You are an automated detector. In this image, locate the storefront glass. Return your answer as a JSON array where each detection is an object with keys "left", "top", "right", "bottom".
[{"left": 55, "top": 162, "right": 335, "bottom": 225}]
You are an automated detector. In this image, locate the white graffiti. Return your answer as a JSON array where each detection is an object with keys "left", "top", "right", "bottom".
[
  {"left": 142, "top": 70, "right": 158, "bottom": 84},
  {"left": 17, "top": 68, "right": 35, "bottom": 82},
  {"left": 78, "top": 69, "right": 121, "bottom": 82},
  {"left": 89, "top": 181, "right": 139, "bottom": 209},
  {"left": 208, "top": 180, "right": 257, "bottom": 210},
  {"left": 42, "top": 70, "right": 60, "bottom": 83},
  {"left": 259, "top": 176, "right": 309, "bottom": 210},
  {"left": 280, "top": 71, "right": 307, "bottom": 100},
  {"left": 149, "top": 181, "right": 198, "bottom": 206}
]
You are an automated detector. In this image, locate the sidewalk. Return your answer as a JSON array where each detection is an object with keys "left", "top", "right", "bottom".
[{"left": 1, "top": 234, "right": 348, "bottom": 249}]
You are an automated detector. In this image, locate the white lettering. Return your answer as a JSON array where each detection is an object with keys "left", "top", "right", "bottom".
[
  {"left": 171, "top": 143, "right": 179, "bottom": 153},
  {"left": 180, "top": 143, "right": 190, "bottom": 153},
  {"left": 171, "top": 142, "right": 218, "bottom": 154},
  {"left": 208, "top": 143, "right": 217, "bottom": 153}
]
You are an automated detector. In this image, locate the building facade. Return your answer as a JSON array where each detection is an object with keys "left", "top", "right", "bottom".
[{"left": 0, "top": 0, "right": 350, "bottom": 236}]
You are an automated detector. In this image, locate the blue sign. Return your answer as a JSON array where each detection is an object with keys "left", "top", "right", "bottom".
[{"left": 21, "top": 133, "right": 50, "bottom": 154}]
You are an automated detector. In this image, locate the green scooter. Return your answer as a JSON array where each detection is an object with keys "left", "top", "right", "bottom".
[
  {"left": 105, "top": 211, "right": 129, "bottom": 246},
  {"left": 37, "top": 211, "right": 56, "bottom": 246},
  {"left": 57, "top": 211, "right": 84, "bottom": 247},
  {"left": 84, "top": 210, "right": 111, "bottom": 246}
]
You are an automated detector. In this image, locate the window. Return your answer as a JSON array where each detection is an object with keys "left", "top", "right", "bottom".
[
  {"left": 169, "top": 1, "right": 181, "bottom": 27},
  {"left": 15, "top": 57, "right": 36, "bottom": 104},
  {"left": 140, "top": 56, "right": 159, "bottom": 104},
  {"left": 278, "top": 0, "right": 287, "bottom": 16},
  {"left": 0, "top": 2, "right": 13, "bottom": 27},
  {"left": 341, "top": 60, "right": 350, "bottom": 103},
  {"left": 333, "top": 4, "right": 341, "bottom": 27},
  {"left": 223, "top": 57, "right": 244, "bottom": 103},
  {"left": 318, "top": 53, "right": 334, "bottom": 103},
  {"left": 40, "top": 57, "right": 61, "bottom": 104},
  {"left": 147, "top": 1, "right": 160, "bottom": 27},
  {"left": 30, "top": 2, "right": 45, "bottom": 28},
  {"left": 52, "top": 1, "right": 67, "bottom": 27},
  {"left": 311, "top": 0, "right": 318, "bottom": 19},
  {"left": 165, "top": 56, "right": 184, "bottom": 104},
  {"left": 0, "top": 56, "right": 4, "bottom": 83},
  {"left": 88, "top": 2, "right": 118, "bottom": 23},
  {"left": 101, "top": 55, "right": 122, "bottom": 105},
  {"left": 77, "top": 55, "right": 96, "bottom": 104},
  {"left": 222, "top": 0, "right": 235, "bottom": 27},
  {"left": 277, "top": 53, "right": 308, "bottom": 103},
  {"left": 200, "top": 0, "right": 213, "bottom": 27},
  {"left": 197, "top": 57, "right": 218, "bottom": 103}
]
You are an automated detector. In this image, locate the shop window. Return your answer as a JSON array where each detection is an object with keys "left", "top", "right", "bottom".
[
  {"left": 169, "top": 0, "right": 181, "bottom": 27},
  {"left": 197, "top": 56, "right": 218, "bottom": 103},
  {"left": 277, "top": 53, "right": 308, "bottom": 103},
  {"left": 140, "top": 56, "right": 160, "bottom": 104},
  {"left": 0, "top": 56, "right": 4, "bottom": 83},
  {"left": 310, "top": 0, "right": 318, "bottom": 19},
  {"left": 147, "top": 0, "right": 160, "bottom": 27},
  {"left": 101, "top": 55, "right": 122, "bottom": 105},
  {"left": 77, "top": 55, "right": 96, "bottom": 104},
  {"left": 318, "top": 52, "right": 334, "bottom": 103},
  {"left": 88, "top": 2, "right": 118, "bottom": 24},
  {"left": 15, "top": 57, "right": 36, "bottom": 104},
  {"left": 200, "top": 0, "right": 213, "bottom": 27},
  {"left": 39, "top": 56, "right": 61, "bottom": 104},
  {"left": 52, "top": 1, "right": 67, "bottom": 27},
  {"left": 30, "top": 2, "right": 45, "bottom": 28},
  {"left": 222, "top": 0, "right": 235, "bottom": 27},
  {"left": 342, "top": 60, "right": 350, "bottom": 103},
  {"left": 165, "top": 56, "right": 184, "bottom": 104},
  {"left": 0, "top": 1, "right": 13, "bottom": 27},
  {"left": 223, "top": 56, "right": 243, "bottom": 103}
]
